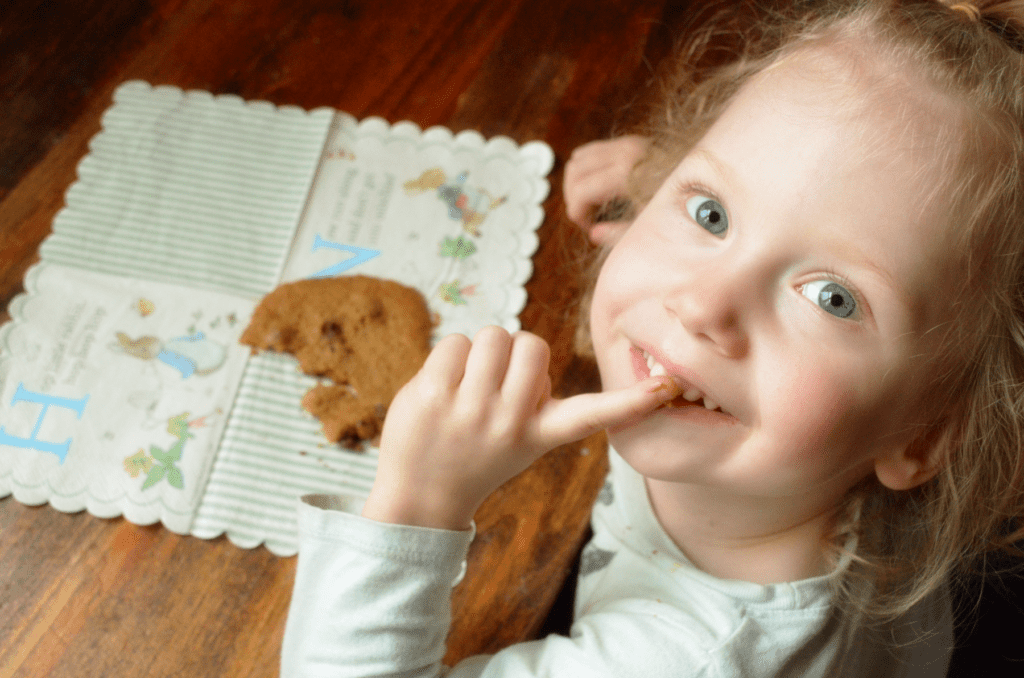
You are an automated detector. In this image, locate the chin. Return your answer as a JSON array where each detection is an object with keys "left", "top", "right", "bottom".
[{"left": 608, "top": 425, "right": 698, "bottom": 481}]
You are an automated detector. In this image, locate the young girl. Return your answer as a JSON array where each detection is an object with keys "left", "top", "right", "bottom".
[{"left": 282, "top": 1, "right": 1024, "bottom": 675}]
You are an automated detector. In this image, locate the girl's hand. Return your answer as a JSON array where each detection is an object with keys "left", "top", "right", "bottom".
[
  {"left": 563, "top": 135, "right": 648, "bottom": 245},
  {"left": 362, "top": 326, "right": 679, "bottom": 530}
]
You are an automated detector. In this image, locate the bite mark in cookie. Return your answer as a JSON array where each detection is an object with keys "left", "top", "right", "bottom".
[{"left": 240, "top": 275, "right": 432, "bottom": 448}]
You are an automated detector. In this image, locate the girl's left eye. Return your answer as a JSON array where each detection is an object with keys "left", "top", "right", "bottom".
[
  {"left": 685, "top": 195, "right": 728, "bottom": 237},
  {"left": 800, "top": 280, "right": 857, "bottom": 319}
]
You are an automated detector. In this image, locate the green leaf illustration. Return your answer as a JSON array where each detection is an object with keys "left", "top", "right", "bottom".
[
  {"left": 135, "top": 412, "right": 193, "bottom": 491},
  {"left": 151, "top": 445, "right": 180, "bottom": 464},
  {"left": 142, "top": 465, "right": 167, "bottom": 490},
  {"left": 166, "top": 466, "right": 184, "bottom": 489},
  {"left": 439, "top": 236, "right": 476, "bottom": 259}
]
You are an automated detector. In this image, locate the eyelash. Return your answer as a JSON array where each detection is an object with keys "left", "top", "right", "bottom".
[{"left": 674, "top": 180, "right": 722, "bottom": 215}]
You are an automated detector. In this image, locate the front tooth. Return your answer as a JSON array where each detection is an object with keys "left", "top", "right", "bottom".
[
  {"left": 649, "top": 361, "right": 667, "bottom": 377},
  {"left": 682, "top": 388, "right": 702, "bottom": 401},
  {"left": 646, "top": 352, "right": 656, "bottom": 370},
  {"left": 703, "top": 397, "right": 718, "bottom": 411}
]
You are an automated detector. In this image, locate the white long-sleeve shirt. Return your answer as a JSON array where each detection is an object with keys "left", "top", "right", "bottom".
[{"left": 281, "top": 447, "right": 952, "bottom": 677}]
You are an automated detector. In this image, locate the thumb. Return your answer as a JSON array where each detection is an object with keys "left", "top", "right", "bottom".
[{"left": 532, "top": 377, "right": 680, "bottom": 450}]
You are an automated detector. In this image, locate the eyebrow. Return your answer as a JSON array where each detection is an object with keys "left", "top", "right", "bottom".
[{"left": 688, "top": 147, "right": 736, "bottom": 188}]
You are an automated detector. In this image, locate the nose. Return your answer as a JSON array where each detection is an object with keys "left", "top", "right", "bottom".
[{"left": 664, "top": 257, "right": 753, "bottom": 359}]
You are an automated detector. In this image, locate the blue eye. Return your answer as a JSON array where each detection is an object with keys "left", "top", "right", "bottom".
[
  {"left": 685, "top": 195, "right": 728, "bottom": 236},
  {"left": 801, "top": 280, "right": 856, "bottom": 318}
]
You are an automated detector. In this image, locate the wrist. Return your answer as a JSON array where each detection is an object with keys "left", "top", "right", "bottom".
[{"left": 361, "top": 483, "right": 477, "bottom": 531}]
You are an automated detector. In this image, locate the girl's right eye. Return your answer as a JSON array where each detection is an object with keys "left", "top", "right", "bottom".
[{"left": 685, "top": 195, "right": 728, "bottom": 237}]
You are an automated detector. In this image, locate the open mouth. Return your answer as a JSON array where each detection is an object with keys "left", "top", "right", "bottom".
[{"left": 642, "top": 349, "right": 726, "bottom": 414}]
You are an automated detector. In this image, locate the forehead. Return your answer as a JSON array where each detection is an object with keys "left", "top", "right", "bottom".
[
  {"left": 715, "top": 43, "right": 958, "bottom": 192},
  {"left": 692, "top": 44, "right": 965, "bottom": 334}
]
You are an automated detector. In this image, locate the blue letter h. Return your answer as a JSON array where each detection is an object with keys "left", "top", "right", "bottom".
[{"left": 0, "top": 384, "right": 89, "bottom": 464}]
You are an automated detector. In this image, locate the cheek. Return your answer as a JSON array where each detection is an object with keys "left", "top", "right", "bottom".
[
  {"left": 588, "top": 274, "right": 614, "bottom": 350},
  {"left": 588, "top": 264, "right": 625, "bottom": 385},
  {"left": 589, "top": 245, "right": 638, "bottom": 341},
  {"left": 759, "top": 361, "right": 891, "bottom": 469},
  {"left": 767, "top": 371, "right": 845, "bottom": 455}
]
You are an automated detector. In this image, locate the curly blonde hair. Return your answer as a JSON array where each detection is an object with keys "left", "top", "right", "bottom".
[{"left": 576, "top": 0, "right": 1024, "bottom": 636}]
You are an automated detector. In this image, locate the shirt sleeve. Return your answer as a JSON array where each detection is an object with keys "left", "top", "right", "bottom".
[{"left": 280, "top": 495, "right": 475, "bottom": 678}]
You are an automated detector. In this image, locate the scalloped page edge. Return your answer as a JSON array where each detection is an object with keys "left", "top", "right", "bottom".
[{"left": 0, "top": 80, "right": 557, "bottom": 554}]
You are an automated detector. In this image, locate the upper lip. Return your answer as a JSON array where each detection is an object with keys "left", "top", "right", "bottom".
[{"left": 638, "top": 343, "right": 734, "bottom": 416}]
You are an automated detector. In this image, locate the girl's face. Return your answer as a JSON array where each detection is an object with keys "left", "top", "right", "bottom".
[{"left": 590, "top": 49, "right": 962, "bottom": 504}]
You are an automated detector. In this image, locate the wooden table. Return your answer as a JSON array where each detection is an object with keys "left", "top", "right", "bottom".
[
  {"left": 4, "top": 2, "right": 1016, "bottom": 676},
  {"left": 0, "top": 1, "right": 699, "bottom": 675}
]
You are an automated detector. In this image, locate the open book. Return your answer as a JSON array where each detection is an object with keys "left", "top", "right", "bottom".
[{"left": 0, "top": 81, "right": 553, "bottom": 555}]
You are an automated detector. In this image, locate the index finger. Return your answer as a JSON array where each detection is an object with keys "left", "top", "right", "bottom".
[{"left": 531, "top": 377, "right": 681, "bottom": 450}]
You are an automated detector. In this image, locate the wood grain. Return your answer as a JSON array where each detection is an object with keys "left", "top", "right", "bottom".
[
  {"left": 0, "top": 0, "right": 1010, "bottom": 675},
  {"left": 0, "top": 1, "right": 696, "bottom": 675}
]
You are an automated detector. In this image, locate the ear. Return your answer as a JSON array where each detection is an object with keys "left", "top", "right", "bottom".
[{"left": 874, "top": 421, "right": 947, "bottom": 491}]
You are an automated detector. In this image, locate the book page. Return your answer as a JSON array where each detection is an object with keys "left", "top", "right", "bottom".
[
  {"left": 40, "top": 81, "right": 333, "bottom": 298},
  {"left": 0, "top": 263, "right": 253, "bottom": 532}
]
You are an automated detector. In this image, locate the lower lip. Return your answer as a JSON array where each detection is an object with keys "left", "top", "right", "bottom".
[{"left": 629, "top": 346, "right": 737, "bottom": 424}]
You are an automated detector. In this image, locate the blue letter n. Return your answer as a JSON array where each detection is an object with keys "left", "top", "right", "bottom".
[
  {"left": 0, "top": 384, "right": 90, "bottom": 464},
  {"left": 309, "top": 233, "right": 380, "bottom": 278}
]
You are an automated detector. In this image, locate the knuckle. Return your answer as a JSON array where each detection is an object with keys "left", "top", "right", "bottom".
[
  {"left": 439, "top": 332, "right": 471, "bottom": 353},
  {"left": 427, "top": 333, "right": 470, "bottom": 369},
  {"left": 508, "top": 334, "right": 550, "bottom": 385},
  {"left": 491, "top": 413, "right": 527, "bottom": 449},
  {"left": 419, "top": 377, "right": 445, "bottom": 400},
  {"left": 411, "top": 376, "right": 448, "bottom": 406},
  {"left": 512, "top": 331, "right": 549, "bottom": 360},
  {"left": 474, "top": 324, "right": 511, "bottom": 347}
]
